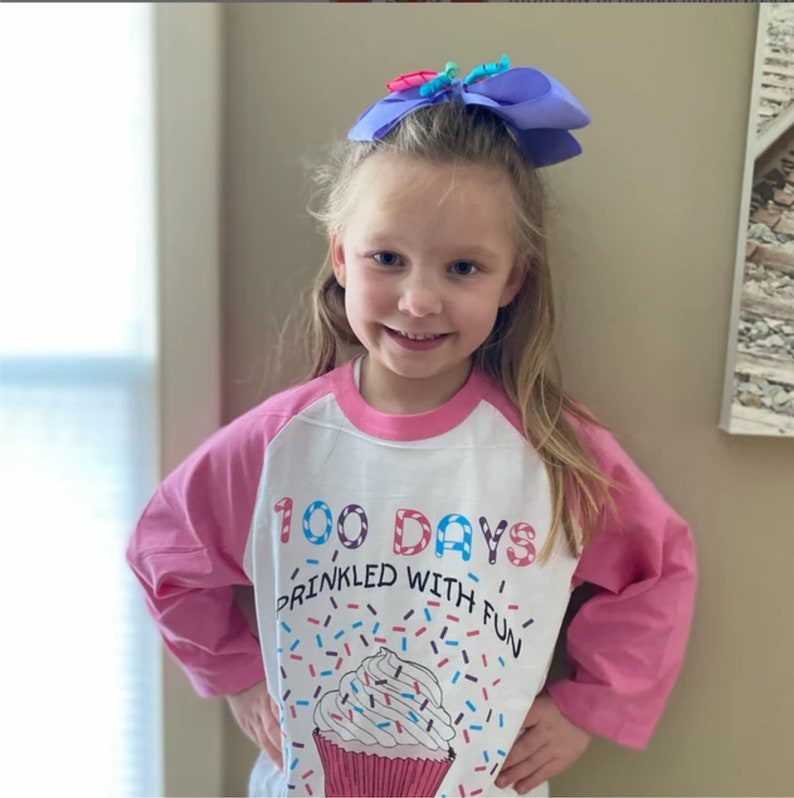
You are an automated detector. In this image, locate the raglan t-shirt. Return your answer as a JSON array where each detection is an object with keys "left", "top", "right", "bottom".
[
  {"left": 245, "top": 354, "right": 577, "bottom": 798},
  {"left": 127, "top": 354, "right": 697, "bottom": 798}
]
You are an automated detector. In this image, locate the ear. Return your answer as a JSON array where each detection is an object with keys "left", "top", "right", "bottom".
[
  {"left": 499, "top": 257, "right": 527, "bottom": 308},
  {"left": 330, "top": 233, "right": 346, "bottom": 289}
]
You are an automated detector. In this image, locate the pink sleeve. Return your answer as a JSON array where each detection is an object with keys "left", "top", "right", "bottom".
[
  {"left": 545, "top": 417, "right": 698, "bottom": 750},
  {"left": 125, "top": 410, "right": 268, "bottom": 698}
]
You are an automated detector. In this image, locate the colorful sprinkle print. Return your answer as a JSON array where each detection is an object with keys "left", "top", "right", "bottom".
[{"left": 275, "top": 552, "right": 536, "bottom": 794}]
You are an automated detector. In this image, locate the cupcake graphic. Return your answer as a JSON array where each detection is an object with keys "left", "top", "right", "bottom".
[{"left": 312, "top": 646, "right": 456, "bottom": 797}]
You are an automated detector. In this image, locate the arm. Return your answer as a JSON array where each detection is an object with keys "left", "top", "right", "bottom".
[
  {"left": 125, "top": 412, "right": 268, "bottom": 698},
  {"left": 545, "top": 421, "right": 698, "bottom": 750}
]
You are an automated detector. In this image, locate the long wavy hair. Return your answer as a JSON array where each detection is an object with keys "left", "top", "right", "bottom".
[{"left": 274, "top": 101, "right": 622, "bottom": 563}]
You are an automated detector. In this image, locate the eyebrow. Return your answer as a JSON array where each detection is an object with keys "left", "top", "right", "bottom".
[{"left": 365, "top": 236, "right": 500, "bottom": 260}]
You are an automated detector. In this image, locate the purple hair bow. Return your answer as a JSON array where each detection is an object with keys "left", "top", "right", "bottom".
[{"left": 347, "top": 55, "right": 591, "bottom": 168}]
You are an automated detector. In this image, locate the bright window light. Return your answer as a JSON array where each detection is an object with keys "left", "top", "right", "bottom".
[{"left": 0, "top": 5, "right": 161, "bottom": 796}]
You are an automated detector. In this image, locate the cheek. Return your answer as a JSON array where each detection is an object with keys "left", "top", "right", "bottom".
[
  {"left": 459, "top": 294, "right": 499, "bottom": 328},
  {"left": 454, "top": 303, "right": 499, "bottom": 343},
  {"left": 350, "top": 279, "right": 393, "bottom": 318}
]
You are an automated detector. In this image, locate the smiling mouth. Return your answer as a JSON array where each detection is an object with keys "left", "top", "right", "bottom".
[{"left": 383, "top": 325, "right": 451, "bottom": 341}]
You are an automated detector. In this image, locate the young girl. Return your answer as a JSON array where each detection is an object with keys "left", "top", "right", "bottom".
[{"left": 127, "top": 55, "right": 697, "bottom": 798}]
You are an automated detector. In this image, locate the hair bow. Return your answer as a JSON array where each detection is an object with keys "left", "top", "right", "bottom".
[{"left": 348, "top": 54, "right": 591, "bottom": 168}]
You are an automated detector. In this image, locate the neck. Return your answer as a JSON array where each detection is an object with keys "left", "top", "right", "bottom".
[{"left": 359, "top": 354, "right": 473, "bottom": 414}]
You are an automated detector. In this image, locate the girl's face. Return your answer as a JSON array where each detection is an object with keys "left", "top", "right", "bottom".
[{"left": 330, "top": 152, "right": 525, "bottom": 404}]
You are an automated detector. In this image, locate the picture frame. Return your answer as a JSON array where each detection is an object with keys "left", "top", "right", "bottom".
[{"left": 720, "top": 2, "right": 794, "bottom": 437}]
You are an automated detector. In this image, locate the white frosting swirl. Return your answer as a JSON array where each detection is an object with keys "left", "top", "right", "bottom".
[{"left": 313, "top": 647, "right": 455, "bottom": 751}]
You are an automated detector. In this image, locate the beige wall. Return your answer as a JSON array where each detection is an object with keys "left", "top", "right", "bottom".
[{"left": 219, "top": 4, "right": 793, "bottom": 796}]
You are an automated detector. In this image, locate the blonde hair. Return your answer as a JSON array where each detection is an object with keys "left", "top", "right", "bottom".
[{"left": 276, "top": 101, "right": 622, "bottom": 563}]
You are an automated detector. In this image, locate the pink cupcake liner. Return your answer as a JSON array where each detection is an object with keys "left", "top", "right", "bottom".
[{"left": 313, "top": 729, "right": 455, "bottom": 797}]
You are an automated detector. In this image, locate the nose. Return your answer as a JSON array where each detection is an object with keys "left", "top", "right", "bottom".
[{"left": 396, "top": 271, "right": 444, "bottom": 317}]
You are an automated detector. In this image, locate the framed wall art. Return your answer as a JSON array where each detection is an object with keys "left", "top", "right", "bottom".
[{"left": 720, "top": 2, "right": 794, "bottom": 437}]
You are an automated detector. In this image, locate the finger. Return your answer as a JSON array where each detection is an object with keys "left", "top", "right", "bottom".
[
  {"left": 258, "top": 725, "right": 284, "bottom": 771},
  {"left": 260, "top": 702, "right": 284, "bottom": 749},
  {"left": 502, "top": 750, "right": 555, "bottom": 794},
  {"left": 500, "top": 725, "right": 546, "bottom": 773},
  {"left": 261, "top": 737, "right": 284, "bottom": 772},
  {"left": 521, "top": 702, "right": 541, "bottom": 728},
  {"left": 253, "top": 716, "right": 284, "bottom": 770},
  {"left": 268, "top": 694, "right": 281, "bottom": 717},
  {"left": 514, "top": 757, "right": 558, "bottom": 796},
  {"left": 499, "top": 737, "right": 531, "bottom": 773},
  {"left": 261, "top": 715, "right": 282, "bottom": 751},
  {"left": 496, "top": 742, "right": 552, "bottom": 788}
]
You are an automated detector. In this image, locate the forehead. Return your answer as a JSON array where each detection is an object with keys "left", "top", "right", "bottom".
[{"left": 346, "top": 153, "right": 515, "bottom": 246}]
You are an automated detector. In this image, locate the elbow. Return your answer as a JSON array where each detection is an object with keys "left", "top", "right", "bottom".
[{"left": 668, "top": 514, "right": 698, "bottom": 599}]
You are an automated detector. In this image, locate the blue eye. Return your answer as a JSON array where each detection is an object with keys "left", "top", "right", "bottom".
[
  {"left": 372, "top": 252, "right": 401, "bottom": 267},
  {"left": 371, "top": 252, "right": 480, "bottom": 276},
  {"left": 451, "top": 261, "right": 479, "bottom": 277}
]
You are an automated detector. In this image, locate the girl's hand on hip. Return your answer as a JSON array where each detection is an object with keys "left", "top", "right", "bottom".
[
  {"left": 226, "top": 680, "right": 284, "bottom": 772},
  {"left": 494, "top": 690, "right": 592, "bottom": 795}
]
